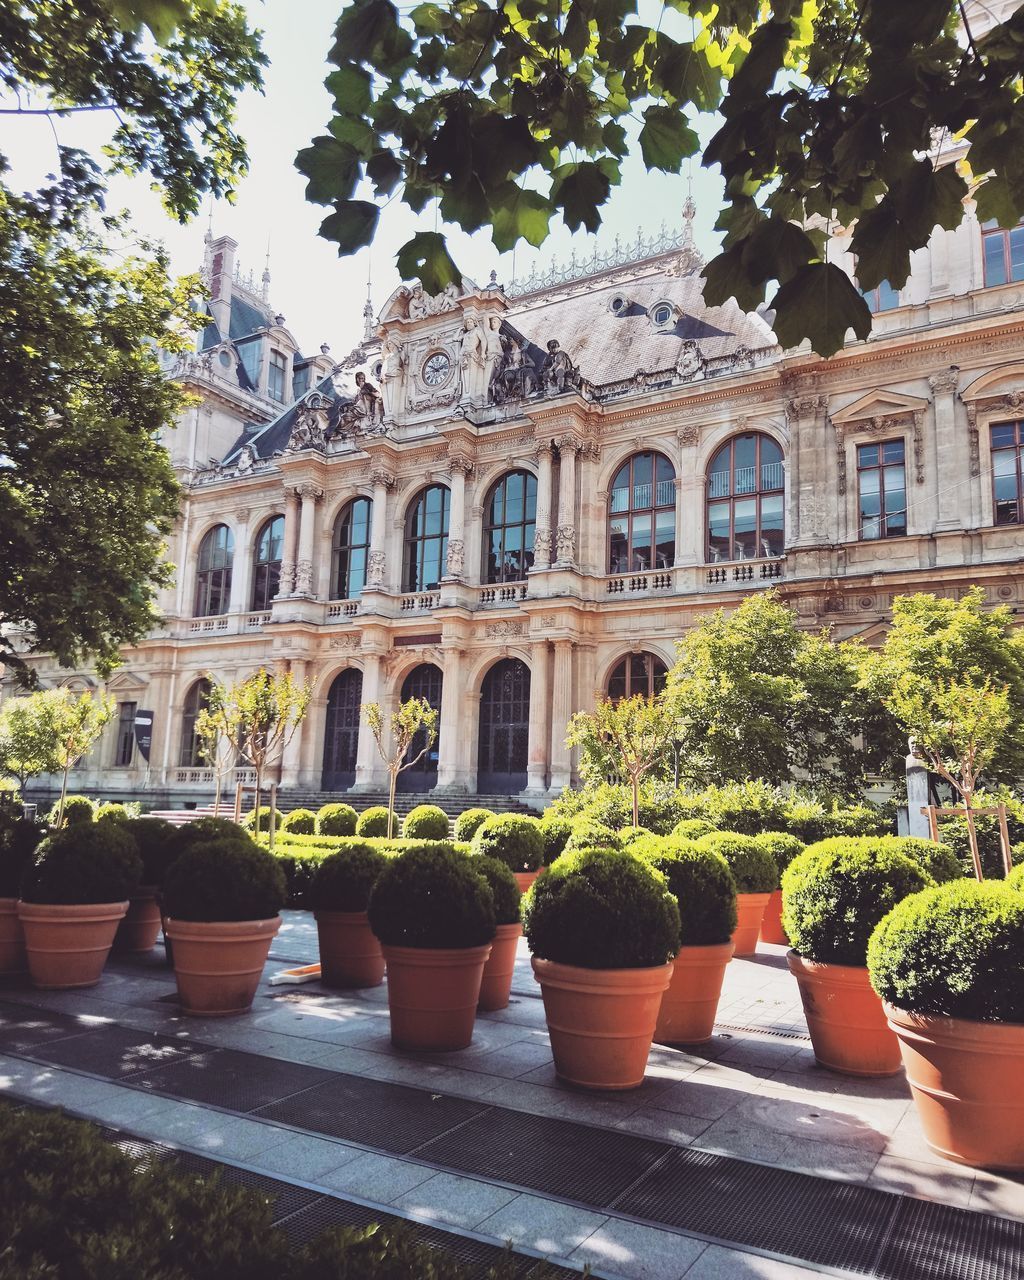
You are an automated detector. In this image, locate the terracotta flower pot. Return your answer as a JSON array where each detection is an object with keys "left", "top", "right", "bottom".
[
  {"left": 0, "top": 897, "right": 26, "bottom": 976},
  {"left": 532, "top": 956, "right": 674, "bottom": 1090},
  {"left": 114, "top": 887, "right": 162, "bottom": 954},
  {"left": 478, "top": 922, "right": 522, "bottom": 1011},
  {"left": 788, "top": 951, "right": 901, "bottom": 1077},
  {"left": 885, "top": 1003, "right": 1024, "bottom": 1170},
  {"left": 381, "top": 943, "right": 492, "bottom": 1051},
  {"left": 758, "top": 889, "right": 788, "bottom": 946},
  {"left": 732, "top": 892, "right": 771, "bottom": 956},
  {"left": 515, "top": 869, "right": 544, "bottom": 894},
  {"left": 655, "top": 941, "right": 734, "bottom": 1045},
  {"left": 166, "top": 916, "right": 281, "bottom": 1016},
  {"left": 315, "top": 909, "right": 385, "bottom": 988},
  {"left": 18, "top": 900, "right": 128, "bottom": 989}
]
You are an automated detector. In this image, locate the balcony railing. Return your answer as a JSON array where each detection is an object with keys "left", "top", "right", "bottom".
[
  {"left": 245, "top": 612, "right": 271, "bottom": 629},
  {"left": 706, "top": 558, "right": 784, "bottom": 585},
  {"left": 606, "top": 572, "right": 673, "bottom": 594},
  {"left": 326, "top": 601, "right": 360, "bottom": 619},
  {"left": 188, "top": 616, "right": 230, "bottom": 634},
  {"left": 173, "top": 767, "right": 257, "bottom": 786},
  {"left": 480, "top": 582, "right": 528, "bottom": 605},
  {"left": 400, "top": 591, "right": 440, "bottom": 612}
]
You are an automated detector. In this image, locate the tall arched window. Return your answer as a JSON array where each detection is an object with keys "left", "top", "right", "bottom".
[
  {"left": 398, "top": 664, "right": 443, "bottom": 790},
  {"left": 477, "top": 658, "right": 531, "bottom": 792},
  {"left": 332, "top": 497, "right": 372, "bottom": 598},
  {"left": 608, "top": 452, "right": 675, "bottom": 573},
  {"left": 179, "top": 678, "right": 211, "bottom": 767},
  {"left": 706, "top": 433, "right": 784, "bottom": 562},
  {"left": 484, "top": 470, "right": 537, "bottom": 583},
  {"left": 251, "top": 516, "right": 284, "bottom": 611},
  {"left": 607, "top": 652, "right": 668, "bottom": 701},
  {"left": 404, "top": 485, "right": 449, "bottom": 592},
  {"left": 194, "top": 524, "right": 234, "bottom": 616},
  {"left": 322, "top": 669, "right": 363, "bottom": 789}
]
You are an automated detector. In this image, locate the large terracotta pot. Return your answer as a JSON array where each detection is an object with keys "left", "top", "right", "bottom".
[
  {"left": 532, "top": 956, "right": 674, "bottom": 1090},
  {"left": 788, "top": 951, "right": 901, "bottom": 1077},
  {"left": 114, "top": 887, "right": 162, "bottom": 954},
  {"left": 515, "top": 869, "right": 545, "bottom": 894},
  {"left": 165, "top": 916, "right": 281, "bottom": 1016},
  {"left": 732, "top": 892, "right": 771, "bottom": 956},
  {"left": 0, "top": 897, "right": 26, "bottom": 976},
  {"left": 18, "top": 900, "right": 128, "bottom": 989},
  {"left": 655, "top": 941, "right": 733, "bottom": 1045},
  {"left": 885, "top": 1003, "right": 1024, "bottom": 1170},
  {"left": 381, "top": 943, "right": 491, "bottom": 1051},
  {"left": 759, "top": 890, "right": 788, "bottom": 946},
  {"left": 315, "top": 909, "right": 385, "bottom": 988},
  {"left": 478, "top": 922, "right": 522, "bottom": 1011}
]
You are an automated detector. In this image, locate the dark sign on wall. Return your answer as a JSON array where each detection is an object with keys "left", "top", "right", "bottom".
[{"left": 133, "top": 710, "right": 154, "bottom": 762}]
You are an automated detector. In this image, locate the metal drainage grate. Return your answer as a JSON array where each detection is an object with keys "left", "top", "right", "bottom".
[
  {"left": 0, "top": 1000, "right": 95, "bottom": 1053},
  {"left": 133, "top": 1048, "right": 337, "bottom": 1113},
  {"left": 39, "top": 1026, "right": 211, "bottom": 1080},
  {"left": 875, "top": 1195, "right": 1024, "bottom": 1280},
  {"left": 715, "top": 1022, "right": 813, "bottom": 1043}
]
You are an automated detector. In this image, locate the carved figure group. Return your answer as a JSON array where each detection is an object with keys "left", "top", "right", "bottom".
[
  {"left": 406, "top": 281, "right": 462, "bottom": 319},
  {"left": 539, "top": 339, "right": 579, "bottom": 395}
]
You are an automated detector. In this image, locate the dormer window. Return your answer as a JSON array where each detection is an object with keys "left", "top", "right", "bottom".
[
  {"left": 268, "top": 349, "right": 287, "bottom": 403},
  {"left": 649, "top": 300, "right": 678, "bottom": 331}
]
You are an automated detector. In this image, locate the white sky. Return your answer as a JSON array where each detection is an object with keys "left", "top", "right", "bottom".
[{"left": 3, "top": 0, "right": 725, "bottom": 357}]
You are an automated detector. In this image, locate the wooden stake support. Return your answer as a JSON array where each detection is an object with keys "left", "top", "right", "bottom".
[{"left": 921, "top": 804, "right": 1014, "bottom": 880}]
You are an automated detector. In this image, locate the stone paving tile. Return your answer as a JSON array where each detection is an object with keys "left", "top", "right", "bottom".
[
  {"left": 315, "top": 1150, "right": 438, "bottom": 1202},
  {"left": 714, "top": 1092, "right": 891, "bottom": 1154},
  {"left": 455, "top": 1039, "right": 555, "bottom": 1079},
  {"left": 569, "top": 1218, "right": 707, "bottom": 1280},
  {"left": 130, "top": 1104, "right": 293, "bottom": 1161},
  {"left": 391, "top": 1170, "right": 520, "bottom": 1229},
  {"left": 611, "top": 1106, "right": 713, "bottom": 1145},
  {"left": 969, "top": 1170, "right": 1024, "bottom": 1220},
  {"left": 867, "top": 1154, "right": 976, "bottom": 1208},
  {"left": 476, "top": 1193, "right": 610, "bottom": 1256},
  {"left": 251, "top": 1133, "right": 365, "bottom": 1180},
  {"left": 648, "top": 1076, "right": 752, "bottom": 1122},
  {"left": 682, "top": 1244, "right": 824, "bottom": 1278},
  {"left": 694, "top": 1114, "right": 883, "bottom": 1180}
]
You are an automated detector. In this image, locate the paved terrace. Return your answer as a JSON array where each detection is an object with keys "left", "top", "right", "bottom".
[{"left": 1, "top": 913, "right": 1022, "bottom": 1280}]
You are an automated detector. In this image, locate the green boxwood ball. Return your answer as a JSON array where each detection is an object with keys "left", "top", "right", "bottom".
[
  {"left": 310, "top": 844, "right": 388, "bottom": 913},
  {"left": 695, "top": 832, "right": 777, "bottom": 893},
  {"left": 22, "top": 824, "right": 143, "bottom": 905},
  {"left": 52, "top": 796, "right": 94, "bottom": 827},
  {"left": 281, "top": 808, "right": 317, "bottom": 835},
  {"left": 753, "top": 831, "right": 806, "bottom": 877},
  {"left": 368, "top": 847, "right": 496, "bottom": 949},
  {"left": 868, "top": 880, "right": 1024, "bottom": 1023},
  {"left": 453, "top": 808, "right": 494, "bottom": 842},
  {"left": 471, "top": 855, "right": 522, "bottom": 926},
  {"left": 538, "top": 815, "right": 572, "bottom": 862},
  {"left": 356, "top": 806, "right": 392, "bottom": 838},
  {"left": 472, "top": 814, "right": 545, "bottom": 873},
  {"left": 671, "top": 818, "right": 717, "bottom": 841},
  {"left": 317, "top": 803, "right": 358, "bottom": 836},
  {"left": 637, "top": 840, "right": 737, "bottom": 947},
  {"left": 162, "top": 837, "right": 286, "bottom": 923},
  {"left": 402, "top": 805, "right": 450, "bottom": 841},
  {"left": 1006, "top": 863, "right": 1024, "bottom": 891},
  {"left": 242, "top": 805, "right": 282, "bottom": 834}
]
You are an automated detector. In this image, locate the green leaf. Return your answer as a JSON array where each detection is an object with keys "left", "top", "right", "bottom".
[
  {"left": 563, "top": 0, "right": 594, "bottom": 58},
  {"left": 638, "top": 106, "right": 698, "bottom": 173},
  {"left": 701, "top": 244, "right": 766, "bottom": 313},
  {"left": 366, "top": 150, "right": 402, "bottom": 196},
  {"left": 325, "top": 64, "right": 373, "bottom": 115},
  {"left": 975, "top": 175, "right": 1023, "bottom": 228},
  {"left": 295, "top": 136, "right": 360, "bottom": 205},
  {"left": 490, "top": 186, "right": 552, "bottom": 251},
  {"left": 328, "top": 114, "right": 377, "bottom": 157},
  {"left": 849, "top": 200, "right": 910, "bottom": 291},
  {"left": 744, "top": 217, "right": 817, "bottom": 285},
  {"left": 439, "top": 176, "right": 491, "bottom": 231},
  {"left": 770, "top": 263, "right": 872, "bottom": 358},
  {"left": 106, "top": 0, "right": 188, "bottom": 42},
  {"left": 409, "top": 2, "right": 451, "bottom": 34},
  {"left": 331, "top": 0, "right": 401, "bottom": 62},
  {"left": 320, "top": 201, "right": 380, "bottom": 255},
  {"left": 551, "top": 161, "right": 612, "bottom": 233},
  {"left": 395, "top": 232, "right": 462, "bottom": 293}
]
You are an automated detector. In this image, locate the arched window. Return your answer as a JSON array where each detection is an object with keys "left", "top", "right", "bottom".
[
  {"left": 607, "top": 652, "right": 668, "bottom": 701},
  {"left": 398, "top": 664, "right": 443, "bottom": 790},
  {"left": 179, "top": 678, "right": 211, "bottom": 767},
  {"left": 332, "top": 497, "right": 372, "bottom": 599},
  {"left": 322, "top": 669, "right": 363, "bottom": 789},
  {"left": 477, "top": 659, "right": 531, "bottom": 792},
  {"left": 194, "top": 524, "right": 234, "bottom": 617},
  {"left": 992, "top": 421, "right": 1024, "bottom": 525},
  {"left": 608, "top": 452, "right": 675, "bottom": 573},
  {"left": 404, "top": 485, "right": 449, "bottom": 592},
  {"left": 484, "top": 470, "right": 537, "bottom": 584},
  {"left": 251, "top": 515, "right": 284, "bottom": 611},
  {"left": 707, "top": 433, "right": 784, "bottom": 562}
]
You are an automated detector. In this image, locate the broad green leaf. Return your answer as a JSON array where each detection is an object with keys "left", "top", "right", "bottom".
[
  {"left": 701, "top": 243, "right": 766, "bottom": 313},
  {"left": 332, "top": 0, "right": 401, "bottom": 62},
  {"left": 320, "top": 201, "right": 380, "bottom": 254},
  {"left": 440, "top": 176, "right": 491, "bottom": 231},
  {"left": 295, "top": 137, "right": 360, "bottom": 205},
  {"left": 744, "top": 217, "right": 817, "bottom": 285},
  {"left": 106, "top": 0, "right": 188, "bottom": 42},
  {"left": 770, "top": 263, "right": 872, "bottom": 358},
  {"left": 409, "top": 2, "right": 451, "bottom": 34},
  {"left": 366, "top": 150, "right": 403, "bottom": 196},
  {"left": 395, "top": 232, "right": 462, "bottom": 293},
  {"left": 551, "top": 161, "right": 612, "bottom": 233},
  {"left": 849, "top": 201, "right": 911, "bottom": 291},
  {"left": 490, "top": 186, "right": 551, "bottom": 251},
  {"left": 638, "top": 106, "right": 698, "bottom": 173},
  {"left": 325, "top": 64, "right": 373, "bottom": 115},
  {"left": 329, "top": 114, "right": 377, "bottom": 156}
]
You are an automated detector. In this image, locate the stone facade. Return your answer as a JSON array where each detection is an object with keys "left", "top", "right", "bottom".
[{"left": 7, "top": 196, "right": 1024, "bottom": 806}]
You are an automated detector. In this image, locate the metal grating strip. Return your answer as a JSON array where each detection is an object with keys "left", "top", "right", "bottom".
[
  {"left": 38, "top": 1026, "right": 212, "bottom": 1080},
  {"left": 715, "top": 1022, "right": 813, "bottom": 1043},
  {"left": 0, "top": 1000, "right": 96, "bottom": 1053},
  {"left": 875, "top": 1195, "right": 1024, "bottom": 1280},
  {"left": 132, "top": 1048, "right": 337, "bottom": 1113}
]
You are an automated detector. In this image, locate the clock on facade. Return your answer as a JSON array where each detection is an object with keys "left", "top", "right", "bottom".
[{"left": 421, "top": 351, "right": 452, "bottom": 386}]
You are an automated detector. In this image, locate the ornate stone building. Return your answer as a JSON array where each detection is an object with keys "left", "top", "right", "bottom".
[{"left": 8, "top": 188, "right": 1024, "bottom": 808}]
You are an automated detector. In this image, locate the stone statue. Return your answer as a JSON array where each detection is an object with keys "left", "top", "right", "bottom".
[
  {"left": 676, "top": 339, "right": 705, "bottom": 381},
  {"left": 436, "top": 281, "right": 461, "bottom": 311},
  {"left": 483, "top": 315, "right": 506, "bottom": 400},
  {"left": 539, "top": 339, "right": 578, "bottom": 395},
  {"left": 236, "top": 443, "right": 256, "bottom": 473},
  {"left": 407, "top": 285, "right": 430, "bottom": 319},
  {"left": 379, "top": 332, "right": 405, "bottom": 415},
  {"left": 496, "top": 337, "right": 538, "bottom": 401},
  {"left": 352, "top": 371, "right": 384, "bottom": 431},
  {"left": 459, "top": 314, "right": 486, "bottom": 401}
]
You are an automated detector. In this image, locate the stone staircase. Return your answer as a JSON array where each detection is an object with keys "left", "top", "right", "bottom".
[{"left": 146, "top": 792, "right": 539, "bottom": 827}]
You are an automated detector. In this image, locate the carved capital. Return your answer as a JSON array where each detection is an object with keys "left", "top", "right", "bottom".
[
  {"left": 556, "top": 433, "right": 583, "bottom": 454},
  {"left": 555, "top": 523, "right": 576, "bottom": 560},
  {"left": 533, "top": 528, "right": 553, "bottom": 565},
  {"left": 677, "top": 424, "right": 699, "bottom": 447},
  {"left": 447, "top": 454, "right": 475, "bottom": 477},
  {"left": 928, "top": 367, "right": 960, "bottom": 395},
  {"left": 369, "top": 468, "right": 396, "bottom": 491},
  {"left": 294, "top": 483, "right": 324, "bottom": 503}
]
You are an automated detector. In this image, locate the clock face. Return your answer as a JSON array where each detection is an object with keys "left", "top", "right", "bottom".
[{"left": 422, "top": 351, "right": 452, "bottom": 386}]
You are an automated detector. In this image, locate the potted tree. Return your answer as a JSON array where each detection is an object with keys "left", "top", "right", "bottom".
[
  {"left": 402, "top": 805, "right": 450, "bottom": 840},
  {"left": 0, "top": 815, "right": 43, "bottom": 975},
  {"left": 523, "top": 847, "right": 680, "bottom": 1090},
  {"left": 783, "top": 839, "right": 933, "bottom": 1076},
  {"left": 309, "top": 844, "right": 389, "bottom": 988},
  {"left": 754, "top": 832, "right": 805, "bottom": 945},
  {"left": 157, "top": 816, "right": 249, "bottom": 966},
  {"left": 472, "top": 856, "right": 523, "bottom": 1011},
  {"left": 161, "top": 836, "right": 286, "bottom": 1016},
  {"left": 112, "top": 816, "right": 177, "bottom": 953},
  {"left": 637, "top": 840, "right": 737, "bottom": 1044},
  {"left": 695, "top": 832, "right": 777, "bottom": 955},
  {"left": 868, "top": 879, "right": 1024, "bottom": 1169},
  {"left": 472, "top": 814, "right": 546, "bottom": 891},
  {"left": 18, "top": 824, "right": 142, "bottom": 988},
  {"left": 368, "top": 847, "right": 495, "bottom": 1051}
]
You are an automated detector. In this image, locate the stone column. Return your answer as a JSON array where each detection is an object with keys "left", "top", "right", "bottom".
[
  {"left": 554, "top": 436, "right": 579, "bottom": 567},
  {"left": 436, "top": 646, "right": 466, "bottom": 789},
  {"left": 675, "top": 426, "right": 701, "bottom": 565},
  {"left": 929, "top": 367, "right": 961, "bottom": 531},
  {"left": 293, "top": 484, "right": 323, "bottom": 598},
  {"left": 548, "top": 639, "right": 574, "bottom": 791},
  {"left": 367, "top": 468, "right": 394, "bottom": 588},
  {"left": 532, "top": 443, "right": 554, "bottom": 570},
  {"left": 227, "top": 512, "right": 251, "bottom": 616},
  {"left": 444, "top": 456, "right": 473, "bottom": 580},
  {"left": 354, "top": 652, "right": 386, "bottom": 789},
  {"left": 279, "top": 488, "right": 300, "bottom": 596},
  {"left": 526, "top": 640, "right": 550, "bottom": 792},
  {"left": 906, "top": 742, "right": 932, "bottom": 839},
  {"left": 788, "top": 396, "right": 830, "bottom": 546},
  {"left": 279, "top": 658, "right": 308, "bottom": 788}
]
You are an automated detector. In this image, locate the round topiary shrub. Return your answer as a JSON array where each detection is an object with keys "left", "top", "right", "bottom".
[
  {"left": 402, "top": 804, "right": 450, "bottom": 841},
  {"left": 562, "top": 821, "right": 623, "bottom": 855},
  {"left": 868, "top": 880, "right": 1024, "bottom": 1022},
  {"left": 22, "top": 825, "right": 143, "bottom": 905},
  {"left": 453, "top": 808, "right": 493, "bottom": 843},
  {"left": 470, "top": 855, "right": 522, "bottom": 925},
  {"left": 281, "top": 808, "right": 317, "bottom": 836},
  {"left": 161, "top": 838, "right": 286, "bottom": 922},
  {"left": 242, "top": 805, "right": 282, "bottom": 834},
  {"left": 538, "top": 815, "right": 572, "bottom": 862},
  {"left": 523, "top": 847, "right": 681, "bottom": 970},
  {"left": 878, "top": 836, "right": 961, "bottom": 885},
  {"left": 637, "top": 842, "right": 737, "bottom": 947},
  {"left": 1007, "top": 862, "right": 1024, "bottom": 891},
  {"left": 0, "top": 816, "right": 44, "bottom": 897},
  {"left": 95, "top": 802, "right": 131, "bottom": 824},
  {"left": 317, "top": 803, "right": 358, "bottom": 836},
  {"left": 617, "top": 826, "right": 655, "bottom": 848},
  {"left": 310, "top": 844, "right": 389, "bottom": 913},
  {"left": 368, "top": 847, "right": 496, "bottom": 948},
  {"left": 472, "top": 814, "right": 545, "bottom": 873},
  {"left": 695, "top": 832, "right": 777, "bottom": 893},
  {"left": 120, "top": 816, "right": 178, "bottom": 886},
  {"left": 356, "top": 805, "right": 392, "bottom": 838},
  {"left": 51, "top": 796, "right": 94, "bottom": 827},
  {"left": 783, "top": 840, "right": 934, "bottom": 968},
  {"left": 753, "top": 831, "right": 806, "bottom": 878},
  {"left": 671, "top": 818, "right": 718, "bottom": 841},
  {"left": 163, "top": 816, "right": 253, "bottom": 868}
]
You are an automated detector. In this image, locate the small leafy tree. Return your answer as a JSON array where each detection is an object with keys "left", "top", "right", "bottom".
[
  {"left": 567, "top": 694, "right": 678, "bottom": 829},
  {"left": 0, "top": 692, "right": 62, "bottom": 792},
  {"left": 194, "top": 690, "right": 243, "bottom": 817},
  {"left": 44, "top": 690, "right": 115, "bottom": 827},
  {"left": 364, "top": 698, "right": 439, "bottom": 839},
  {"left": 886, "top": 676, "right": 1012, "bottom": 881}
]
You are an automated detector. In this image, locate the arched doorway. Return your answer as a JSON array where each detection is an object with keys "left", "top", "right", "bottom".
[
  {"left": 477, "top": 658, "right": 530, "bottom": 793},
  {"left": 398, "top": 663, "right": 442, "bottom": 791},
  {"left": 322, "top": 669, "right": 362, "bottom": 790}
]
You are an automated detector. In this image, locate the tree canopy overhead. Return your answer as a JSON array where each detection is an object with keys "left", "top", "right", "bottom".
[{"left": 304, "top": 0, "right": 1024, "bottom": 356}]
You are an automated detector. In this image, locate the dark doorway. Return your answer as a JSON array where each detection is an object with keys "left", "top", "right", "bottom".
[
  {"left": 477, "top": 658, "right": 530, "bottom": 792},
  {"left": 398, "top": 663, "right": 442, "bottom": 791},
  {"left": 322, "top": 669, "right": 362, "bottom": 790}
]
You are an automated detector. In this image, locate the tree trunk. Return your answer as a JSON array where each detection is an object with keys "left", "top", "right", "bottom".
[
  {"left": 56, "top": 759, "right": 70, "bottom": 828},
  {"left": 253, "top": 763, "right": 262, "bottom": 836},
  {"left": 631, "top": 773, "right": 640, "bottom": 828},
  {"left": 387, "top": 767, "right": 398, "bottom": 840},
  {"left": 963, "top": 795, "right": 984, "bottom": 882}
]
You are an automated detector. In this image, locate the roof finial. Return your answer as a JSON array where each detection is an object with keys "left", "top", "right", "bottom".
[
  {"left": 362, "top": 281, "right": 375, "bottom": 345},
  {"left": 261, "top": 236, "right": 271, "bottom": 302},
  {"left": 682, "top": 185, "right": 696, "bottom": 248}
]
